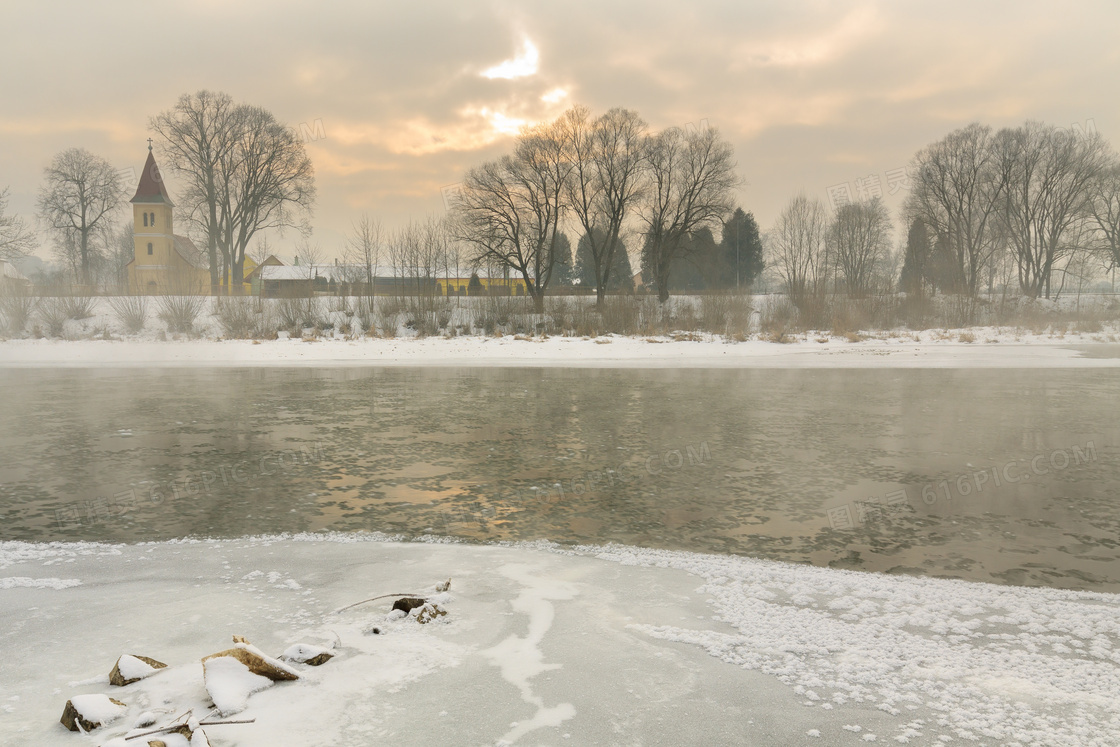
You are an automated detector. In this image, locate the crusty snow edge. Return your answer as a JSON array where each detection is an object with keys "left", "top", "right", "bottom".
[{"left": 0, "top": 336, "right": 1117, "bottom": 369}]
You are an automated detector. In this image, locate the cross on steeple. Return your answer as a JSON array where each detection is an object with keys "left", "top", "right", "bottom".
[{"left": 147, "top": 138, "right": 153, "bottom": 152}]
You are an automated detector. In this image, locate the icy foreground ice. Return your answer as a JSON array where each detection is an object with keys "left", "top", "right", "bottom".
[{"left": 1, "top": 534, "right": 1118, "bottom": 746}]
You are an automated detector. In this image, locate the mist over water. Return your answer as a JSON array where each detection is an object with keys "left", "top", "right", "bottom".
[{"left": 2, "top": 367, "right": 1117, "bottom": 590}]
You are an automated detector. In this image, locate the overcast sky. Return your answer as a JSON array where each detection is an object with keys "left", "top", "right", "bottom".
[{"left": 2, "top": 0, "right": 1118, "bottom": 261}]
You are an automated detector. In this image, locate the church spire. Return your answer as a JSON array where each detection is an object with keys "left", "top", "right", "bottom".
[{"left": 130, "top": 147, "right": 174, "bottom": 205}]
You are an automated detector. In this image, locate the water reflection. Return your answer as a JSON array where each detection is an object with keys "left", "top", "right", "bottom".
[{"left": 0, "top": 367, "right": 1117, "bottom": 591}]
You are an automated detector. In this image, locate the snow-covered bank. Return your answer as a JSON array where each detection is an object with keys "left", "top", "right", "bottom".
[
  {"left": 1, "top": 335, "right": 1119, "bottom": 368},
  {"left": 2, "top": 534, "right": 1118, "bottom": 745}
]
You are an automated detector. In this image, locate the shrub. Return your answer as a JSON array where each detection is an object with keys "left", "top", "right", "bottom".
[
  {"left": 214, "top": 296, "right": 259, "bottom": 338},
  {"left": 37, "top": 297, "right": 69, "bottom": 337},
  {"left": 375, "top": 297, "right": 403, "bottom": 338},
  {"left": 157, "top": 293, "right": 206, "bottom": 334},
  {"left": 108, "top": 296, "right": 148, "bottom": 334},
  {"left": 600, "top": 296, "right": 640, "bottom": 335},
  {"left": 0, "top": 291, "right": 36, "bottom": 335},
  {"left": 62, "top": 295, "right": 96, "bottom": 320},
  {"left": 277, "top": 297, "right": 324, "bottom": 330},
  {"left": 698, "top": 293, "right": 752, "bottom": 336}
]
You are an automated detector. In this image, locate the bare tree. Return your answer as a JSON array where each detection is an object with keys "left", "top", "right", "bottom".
[
  {"left": 0, "top": 188, "right": 36, "bottom": 261},
  {"left": 153, "top": 93, "right": 315, "bottom": 293},
  {"left": 390, "top": 216, "right": 447, "bottom": 297},
  {"left": 453, "top": 115, "right": 573, "bottom": 313},
  {"left": 344, "top": 213, "right": 383, "bottom": 305},
  {"left": 104, "top": 220, "right": 135, "bottom": 293},
  {"left": 1087, "top": 154, "right": 1120, "bottom": 273},
  {"left": 905, "top": 123, "right": 1011, "bottom": 295},
  {"left": 217, "top": 106, "right": 316, "bottom": 291},
  {"left": 993, "top": 121, "right": 1110, "bottom": 298},
  {"left": 768, "top": 192, "right": 829, "bottom": 307},
  {"left": 638, "top": 126, "right": 738, "bottom": 303},
  {"left": 37, "top": 148, "right": 125, "bottom": 287},
  {"left": 565, "top": 106, "right": 648, "bottom": 308},
  {"left": 828, "top": 197, "right": 893, "bottom": 297},
  {"left": 151, "top": 91, "right": 240, "bottom": 293}
]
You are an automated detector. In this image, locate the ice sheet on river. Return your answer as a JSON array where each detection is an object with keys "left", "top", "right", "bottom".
[{"left": 1, "top": 534, "right": 1117, "bottom": 745}]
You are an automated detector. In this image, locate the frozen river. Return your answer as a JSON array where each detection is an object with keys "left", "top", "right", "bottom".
[{"left": 1, "top": 366, "right": 1117, "bottom": 590}]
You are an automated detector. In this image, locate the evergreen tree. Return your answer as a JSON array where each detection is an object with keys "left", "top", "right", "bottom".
[
  {"left": 575, "top": 230, "right": 632, "bottom": 291},
  {"left": 548, "top": 232, "right": 574, "bottom": 286},
  {"left": 899, "top": 219, "right": 931, "bottom": 294},
  {"left": 669, "top": 228, "right": 717, "bottom": 290},
  {"left": 718, "top": 208, "right": 764, "bottom": 289}
]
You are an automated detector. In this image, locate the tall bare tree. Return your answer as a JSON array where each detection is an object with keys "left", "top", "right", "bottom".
[
  {"left": 1086, "top": 153, "right": 1120, "bottom": 274},
  {"left": 828, "top": 197, "right": 893, "bottom": 297},
  {"left": 565, "top": 106, "right": 648, "bottom": 307},
  {"left": 638, "top": 126, "right": 738, "bottom": 303},
  {"left": 153, "top": 93, "right": 315, "bottom": 293},
  {"left": 905, "top": 123, "right": 1011, "bottom": 295},
  {"left": 104, "top": 220, "right": 135, "bottom": 292},
  {"left": 221, "top": 106, "right": 316, "bottom": 290},
  {"left": 768, "top": 192, "right": 829, "bottom": 307},
  {"left": 151, "top": 91, "right": 241, "bottom": 293},
  {"left": 993, "top": 121, "right": 1110, "bottom": 298},
  {"left": 390, "top": 216, "right": 449, "bottom": 297},
  {"left": 0, "top": 188, "right": 36, "bottom": 261},
  {"left": 344, "top": 213, "right": 383, "bottom": 304},
  {"left": 37, "top": 148, "right": 125, "bottom": 287},
  {"left": 453, "top": 115, "right": 573, "bottom": 312}
]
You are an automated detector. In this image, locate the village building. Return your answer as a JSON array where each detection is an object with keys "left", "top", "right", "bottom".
[
  {"left": 248, "top": 261, "right": 528, "bottom": 299},
  {"left": 0, "top": 258, "right": 31, "bottom": 292}
]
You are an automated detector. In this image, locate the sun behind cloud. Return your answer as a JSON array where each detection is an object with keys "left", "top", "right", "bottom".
[{"left": 482, "top": 37, "right": 540, "bottom": 80}]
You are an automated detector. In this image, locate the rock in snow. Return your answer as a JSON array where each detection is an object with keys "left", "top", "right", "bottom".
[
  {"left": 391, "top": 596, "right": 428, "bottom": 614},
  {"left": 109, "top": 654, "right": 167, "bottom": 686},
  {"left": 202, "top": 656, "right": 276, "bottom": 716},
  {"left": 280, "top": 643, "right": 334, "bottom": 666},
  {"left": 414, "top": 603, "right": 448, "bottom": 624},
  {"left": 201, "top": 638, "right": 300, "bottom": 715},
  {"left": 201, "top": 639, "right": 299, "bottom": 682},
  {"left": 59, "top": 693, "right": 126, "bottom": 732}
]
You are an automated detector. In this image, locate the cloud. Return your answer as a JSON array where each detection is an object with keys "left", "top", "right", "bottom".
[
  {"left": 1, "top": 0, "right": 1117, "bottom": 259},
  {"left": 540, "top": 87, "right": 569, "bottom": 104},
  {"left": 732, "top": 6, "right": 883, "bottom": 69},
  {"left": 482, "top": 37, "right": 540, "bottom": 80}
]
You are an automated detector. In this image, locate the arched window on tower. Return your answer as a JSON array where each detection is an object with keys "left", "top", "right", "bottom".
[
  {"left": 150, "top": 212, "right": 156, "bottom": 228},
  {"left": 142, "top": 213, "right": 148, "bottom": 227},
  {"left": 147, "top": 242, "right": 153, "bottom": 256}
]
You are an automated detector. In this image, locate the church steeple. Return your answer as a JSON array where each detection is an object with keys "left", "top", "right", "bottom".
[{"left": 131, "top": 147, "right": 174, "bottom": 206}]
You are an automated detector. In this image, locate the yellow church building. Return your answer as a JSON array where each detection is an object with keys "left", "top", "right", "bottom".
[
  {"left": 125, "top": 145, "right": 209, "bottom": 294},
  {"left": 124, "top": 144, "right": 261, "bottom": 294}
]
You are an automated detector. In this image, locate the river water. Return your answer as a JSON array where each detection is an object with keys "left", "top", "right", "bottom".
[{"left": 1, "top": 367, "right": 1117, "bottom": 590}]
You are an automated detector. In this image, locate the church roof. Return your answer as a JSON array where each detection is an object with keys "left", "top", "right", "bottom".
[
  {"left": 131, "top": 149, "right": 175, "bottom": 206},
  {"left": 173, "top": 235, "right": 208, "bottom": 269}
]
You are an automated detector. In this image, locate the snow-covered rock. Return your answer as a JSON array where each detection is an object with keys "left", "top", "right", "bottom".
[
  {"left": 109, "top": 654, "right": 167, "bottom": 686},
  {"left": 202, "top": 656, "right": 275, "bottom": 716},
  {"left": 59, "top": 693, "right": 126, "bottom": 732},
  {"left": 280, "top": 643, "right": 333, "bottom": 666}
]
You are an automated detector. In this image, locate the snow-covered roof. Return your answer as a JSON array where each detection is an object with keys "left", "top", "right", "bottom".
[
  {"left": 0, "top": 259, "right": 29, "bottom": 281},
  {"left": 258, "top": 265, "right": 320, "bottom": 281},
  {"left": 255, "top": 264, "right": 523, "bottom": 282}
]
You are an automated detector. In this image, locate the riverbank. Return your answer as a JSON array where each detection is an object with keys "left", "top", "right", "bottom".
[
  {"left": 2, "top": 333, "right": 1120, "bottom": 368},
  {"left": 2, "top": 534, "right": 1118, "bottom": 746}
]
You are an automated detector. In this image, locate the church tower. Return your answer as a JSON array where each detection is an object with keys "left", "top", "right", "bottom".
[
  {"left": 126, "top": 142, "right": 206, "bottom": 294},
  {"left": 128, "top": 142, "right": 174, "bottom": 293}
]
